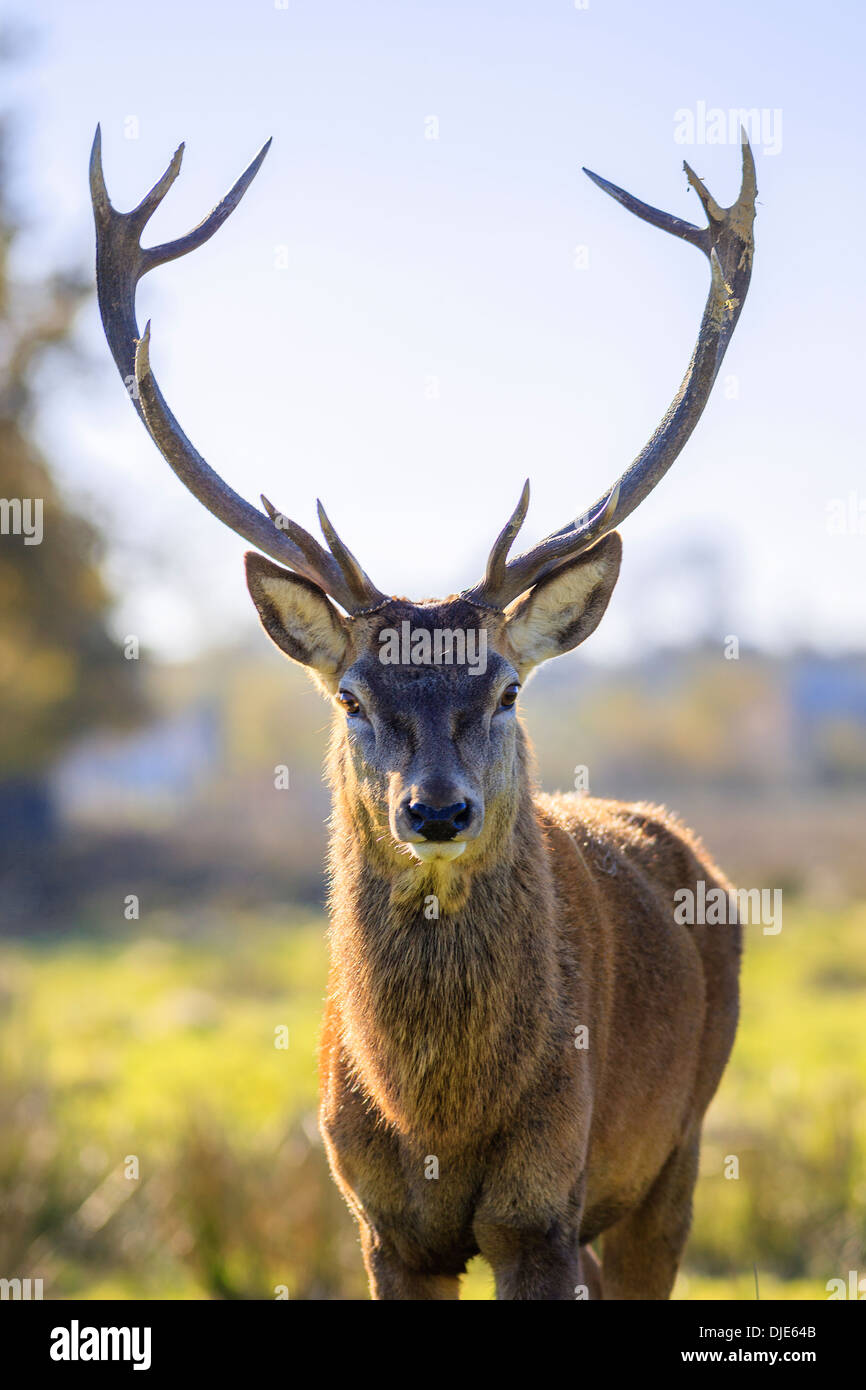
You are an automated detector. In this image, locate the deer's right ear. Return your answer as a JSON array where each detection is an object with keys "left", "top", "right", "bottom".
[
  {"left": 503, "top": 531, "right": 622, "bottom": 677},
  {"left": 245, "top": 553, "right": 351, "bottom": 685}
]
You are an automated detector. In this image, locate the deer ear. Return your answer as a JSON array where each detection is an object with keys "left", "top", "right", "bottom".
[
  {"left": 245, "top": 553, "right": 350, "bottom": 684},
  {"left": 503, "top": 532, "right": 621, "bottom": 675}
]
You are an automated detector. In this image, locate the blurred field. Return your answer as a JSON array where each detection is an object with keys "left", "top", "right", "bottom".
[{"left": 1, "top": 896, "right": 864, "bottom": 1300}]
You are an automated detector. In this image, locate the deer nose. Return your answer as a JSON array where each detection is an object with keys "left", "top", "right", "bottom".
[{"left": 406, "top": 800, "right": 472, "bottom": 842}]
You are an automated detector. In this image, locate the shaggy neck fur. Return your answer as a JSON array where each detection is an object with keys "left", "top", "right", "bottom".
[{"left": 324, "top": 723, "right": 572, "bottom": 1149}]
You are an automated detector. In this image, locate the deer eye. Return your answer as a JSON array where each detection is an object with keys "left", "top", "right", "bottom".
[
  {"left": 337, "top": 690, "right": 362, "bottom": 718},
  {"left": 499, "top": 683, "right": 520, "bottom": 709}
]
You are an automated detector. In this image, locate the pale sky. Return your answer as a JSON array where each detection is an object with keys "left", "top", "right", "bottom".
[{"left": 8, "top": 0, "right": 865, "bottom": 660}]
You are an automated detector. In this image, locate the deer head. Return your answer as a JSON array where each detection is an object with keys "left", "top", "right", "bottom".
[
  {"left": 91, "top": 128, "right": 755, "bottom": 872},
  {"left": 245, "top": 535, "right": 622, "bottom": 872}
]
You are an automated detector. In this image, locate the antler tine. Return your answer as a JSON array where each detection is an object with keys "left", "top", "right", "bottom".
[
  {"left": 316, "top": 501, "right": 387, "bottom": 609},
  {"left": 580, "top": 165, "right": 709, "bottom": 252},
  {"left": 465, "top": 139, "right": 756, "bottom": 609},
  {"left": 478, "top": 479, "right": 531, "bottom": 598},
  {"left": 258, "top": 494, "right": 385, "bottom": 609},
  {"left": 90, "top": 125, "right": 273, "bottom": 396},
  {"left": 91, "top": 127, "right": 382, "bottom": 613},
  {"left": 259, "top": 493, "right": 330, "bottom": 571}
]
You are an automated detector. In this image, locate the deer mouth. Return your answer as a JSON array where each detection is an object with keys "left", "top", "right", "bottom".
[{"left": 407, "top": 841, "right": 467, "bottom": 863}]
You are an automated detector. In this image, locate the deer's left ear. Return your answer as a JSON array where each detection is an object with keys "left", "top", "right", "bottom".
[
  {"left": 503, "top": 532, "right": 622, "bottom": 675},
  {"left": 245, "top": 552, "right": 351, "bottom": 689}
]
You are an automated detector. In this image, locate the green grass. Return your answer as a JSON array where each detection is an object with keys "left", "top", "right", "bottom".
[{"left": 0, "top": 899, "right": 864, "bottom": 1299}]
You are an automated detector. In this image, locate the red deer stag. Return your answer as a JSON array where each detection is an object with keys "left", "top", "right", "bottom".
[{"left": 91, "top": 128, "right": 755, "bottom": 1299}]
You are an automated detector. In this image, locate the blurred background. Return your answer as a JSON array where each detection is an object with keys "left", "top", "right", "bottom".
[{"left": 1, "top": 0, "right": 864, "bottom": 1299}]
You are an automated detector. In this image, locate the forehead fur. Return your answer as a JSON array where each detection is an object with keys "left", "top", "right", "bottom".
[
  {"left": 346, "top": 596, "right": 511, "bottom": 693},
  {"left": 354, "top": 597, "right": 504, "bottom": 644}
]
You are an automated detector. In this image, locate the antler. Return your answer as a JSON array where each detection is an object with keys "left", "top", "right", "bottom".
[
  {"left": 89, "top": 126, "right": 386, "bottom": 614},
  {"left": 464, "top": 136, "right": 757, "bottom": 609}
]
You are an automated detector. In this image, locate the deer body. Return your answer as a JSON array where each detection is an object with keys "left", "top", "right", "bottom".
[
  {"left": 315, "top": 605, "right": 740, "bottom": 1300},
  {"left": 92, "top": 130, "right": 755, "bottom": 1297}
]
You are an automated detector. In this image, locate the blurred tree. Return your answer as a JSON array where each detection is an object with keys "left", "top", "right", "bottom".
[{"left": 0, "top": 99, "right": 145, "bottom": 838}]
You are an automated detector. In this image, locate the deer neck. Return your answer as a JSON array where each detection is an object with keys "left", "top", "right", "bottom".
[{"left": 324, "top": 733, "right": 563, "bottom": 1144}]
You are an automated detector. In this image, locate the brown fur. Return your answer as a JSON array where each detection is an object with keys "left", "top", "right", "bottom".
[{"left": 245, "top": 540, "right": 742, "bottom": 1300}]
